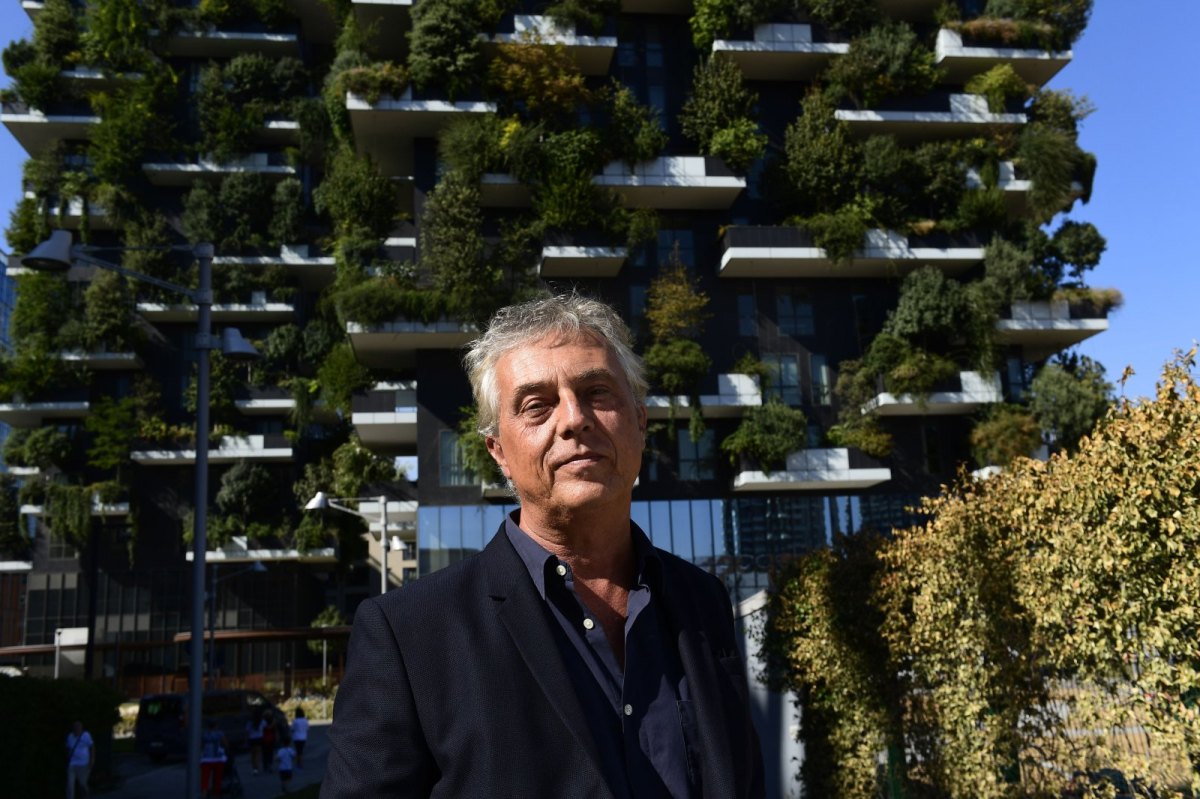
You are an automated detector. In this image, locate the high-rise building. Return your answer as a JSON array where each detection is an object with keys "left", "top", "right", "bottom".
[{"left": 0, "top": 0, "right": 1109, "bottom": 705}]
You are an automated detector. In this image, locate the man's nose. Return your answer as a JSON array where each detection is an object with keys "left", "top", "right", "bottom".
[{"left": 557, "top": 391, "right": 593, "bottom": 438}]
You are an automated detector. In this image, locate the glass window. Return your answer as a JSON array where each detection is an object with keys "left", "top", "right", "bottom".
[
  {"left": 47, "top": 528, "right": 77, "bottom": 560},
  {"left": 677, "top": 428, "right": 715, "bottom": 481},
  {"left": 438, "top": 430, "right": 473, "bottom": 487},
  {"left": 737, "top": 294, "right": 757, "bottom": 337},
  {"left": 776, "top": 293, "right": 815, "bottom": 337},
  {"left": 656, "top": 230, "right": 695, "bottom": 270},
  {"left": 762, "top": 353, "right": 801, "bottom": 405},
  {"left": 810, "top": 354, "right": 832, "bottom": 406}
]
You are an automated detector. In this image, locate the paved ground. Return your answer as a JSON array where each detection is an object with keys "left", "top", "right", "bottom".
[{"left": 104, "top": 721, "right": 329, "bottom": 798}]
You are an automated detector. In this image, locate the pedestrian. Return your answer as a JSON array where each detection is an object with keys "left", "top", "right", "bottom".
[
  {"left": 261, "top": 709, "right": 277, "bottom": 773},
  {"left": 274, "top": 739, "right": 296, "bottom": 793},
  {"left": 246, "top": 709, "right": 266, "bottom": 774},
  {"left": 66, "top": 720, "right": 94, "bottom": 799},
  {"left": 199, "top": 719, "right": 228, "bottom": 799},
  {"left": 290, "top": 707, "right": 308, "bottom": 768},
  {"left": 324, "top": 294, "right": 765, "bottom": 797}
]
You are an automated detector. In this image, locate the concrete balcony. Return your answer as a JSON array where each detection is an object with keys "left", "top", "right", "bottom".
[
  {"left": 935, "top": 28, "right": 1070, "bottom": 86},
  {"left": 259, "top": 117, "right": 301, "bottom": 146},
  {"left": 0, "top": 559, "right": 33, "bottom": 572},
  {"left": 356, "top": 498, "right": 418, "bottom": 535},
  {"left": 719, "top": 226, "right": 984, "bottom": 278},
  {"left": 484, "top": 15, "right": 617, "bottom": 75},
  {"left": 137, "top": 298, "right": 296, "bottom": 323},
  {"left": 351, "top": 381, "right": 418, "bottom": 452},
  {"left": 351, "top": 0, "right": 413, "bottom": 60},
  {"left": 836, "top": 93, "right": 1025, "bottom": 140},
  {"left": 158, "top": 26, "right": 300, "bottom": 58},
  {"left": 347, "top": 87, "right": 495, "bottom": 154},
  {"left": 539, "top": 232, "right": 627, "bottom": 277},
  {"left": 733, "top": 448, "right": 892, "bottom": 492},
  {"left": 24, "top": 192, "right": 114, "bottom": 231},
  {"left": 58, "top": 67, "right": 144, "bottom": 90},
  {"left": 713, "top": 24, "right": 849, "bottom": 80},
  {"left": 131, "top": 433, "right": 294, "bottom": 465},
  {"left": 234, "top": 386, "right": 296, "bottom": 416},
  {"left": 966, "top": 161, "right": 1082, "bottom": 215},
  {"left": 0, "top": 396, "right": 89, "bottom": 426},
  {"left": 214, "top": 244, "right": 336, "bottom": 290},
  {"left": 186, "top": 535, "right": 336, "bottom": 563},
  {"left": 2, "top": 100, "right": 100, "bottom": 156},
  {"left": 21, "top": 0, "right": 42, "bottom": 20},
  {"left": 21, "top": 499, "right": 130, "bottom": 518},
  {"left": 143, "top": 153, "right": 296, "bottom": 186},
  {"left": 645, "top": 374, "right": 763, "bottom": 420},
  {"left": 595, "top": 156, "right": 745, "bottom": 210},
  {"left": 346, "top": 318, "right": 479, "bottom": 369},
  {"left": 56, "top": 350, "right": 144, "bottom": 370},
  {"left": 862, "top": 371, "right": 1003, "bottom": 416},
  {"left": 994, "top": 299, "right": 1109, "bottom": 360}
]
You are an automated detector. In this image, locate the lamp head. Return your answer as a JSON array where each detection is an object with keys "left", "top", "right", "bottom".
[
  {"left": 23, "top": 230, "right": 74, "bottom": 272},
  {"left": 221, "top": 328, "right": 261, "bottom": 362},
  {"left": 304, "top": 491, "right": 329, "bottom": 512}
]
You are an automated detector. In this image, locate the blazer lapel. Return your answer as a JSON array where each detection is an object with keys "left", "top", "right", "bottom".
[{"left": 482, "top": 530, "right": 613, "bottom": 797}]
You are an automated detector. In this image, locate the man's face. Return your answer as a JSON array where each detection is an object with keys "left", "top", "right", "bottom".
[{"left": 486, "top": 334, "right": 646, "bottom": 524}]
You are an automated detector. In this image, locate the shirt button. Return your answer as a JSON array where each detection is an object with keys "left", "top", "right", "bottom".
[
  {"left": 623, "top": 704, "right": 633, "bottom": 716},
  {"left": 555, "top": 564, "right": 567, "bottom": 577},
  {"left": 583, "top": 618, "right": 595, "bottom": 630}
]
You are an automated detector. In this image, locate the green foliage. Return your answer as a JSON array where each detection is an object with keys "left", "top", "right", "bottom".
[
  {"left": 782, "top": 93, "right": 861, "bottom": 216},
  {"left": 314, "top": 146, "right": 400, "bottom": 239},
  {"left": 0, "top": 474, "right": 24, "bottom": 557},
  {"left": 824, "top": 22, "right": 940, "bottom": 109},
  {"left": 83, "top": 271, "right": 136, "bottom": 352},
  {"left": 604, "top": 83, "right": 668, "bottom": 167},
  {"left": 408, "top": 0, "right": 485, "bottom": 100},
  {"left": 330, "top": 436, "right": 397, "bottom": 498},
  {"left": 533, "top": 129, "right": 609, "bottom": 232},
  {"left": 439, "top": 114, "right": 506, "bottom": 181},
  {"left": 270, "top": 178, "right": 305, "bottom": 244},
  {"left": 1043, "top": 218, "right": 1106, "bottom": 286},
  {"left": 84, "top": 396, "right": 137, "bottom": 472},
  {"left": 880, "top": 266, "right": 972, "bottom": 349},
  {"left": 708, "top": 118, "right": 767, "bottom": 173},
  {"left": 456, "top": 405, "right": 505, "bottom": 486},
  {"left": 688, "top": 0, "right": 741, "bottom": 51},
  {"left": 5, "top": 196, "right": 51, "bottom": 255},
  {"left": 90, "top": 71, "right": 177, "bottom": 185},
  {"left": 46, "top": 482, "right": 93, "bottom": 547},
  {"left": 316, "top": 342, "right": 373, "bottom": 418},
  {"left": 82, "top": 0, "right": 155, "bottom": 71},
  {"left": 764, "top": 532, "right": 902, "bottom": 798},
  {"left": 679, "top": 58, "right": 757, "bottom": 158},
  {"left": 970, "top": 404, "right": 1041, "bottom": 467},
  {"left": 545, "top": 0, "right": 617, "bottom": 31},
  {"left": 645, "top": 261, "right": 710, "bottom": 342},
  {"left": 33, "top": 0, "right": 81, "bottom": 65},
  {"left": 184, "top": 352, "right": 241, "bottom": 428},
  {"left": 805, "top": 0, "right": 878, "bottom": 34},
  {"left": 306, "top": 605, "right": 349, "bottom": 655},
  {"left": 0, "top": 678, "right": 122, "bottom": 798},
  {"left": 215, "top": 462, "right": 276, "bottom": 526},
  {"left": 9, "top": 57, "right": 64, "bottom": 111},
  {"left": 800, "top": 205, "right": 870, "bottom": 266},
  {"left": 420, "top": 170, "right": 502, "bottom": 325},
  {"left": 1029, "top": 354, "right": 1110, "bottom": 452},
  {"left": 334, "top": 61, "right": 410, "bottom": 104},
  {"left": 644, "top": 339, "right": 712, "bottom": 398},
  {"left": 964, "top": 63, "right": 1031, "bottom": 113},
  {"left": 8, "top": 425, "right": 73, "bottom": 471},
  {"left": 488, "top": 42, "right": 593, "bottom": 120},
  {"left": 721, "top": 399, "right": 808, "bottom": 473},
  {"left": 11, "top": 272, "right": 72, "bottom": 350},
  {"left": 826, "top": 416, "right": 892, "bottom": 459},
  {"left": 865, "top": 333, "right": 960, "bottom": 397}
]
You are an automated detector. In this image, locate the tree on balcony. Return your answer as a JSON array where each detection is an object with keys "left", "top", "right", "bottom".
[
  {"left": 824, "top": 21, "right": 939, "bottom": 110},
  {"left": 643, "top": 256, "right": 712, "bottom": 442},
  {"left": 680, "top": 57, "right": 765, "bottom": 173},
  {"left": 721, "top": 399, "right": 808, "bottom": 474}
]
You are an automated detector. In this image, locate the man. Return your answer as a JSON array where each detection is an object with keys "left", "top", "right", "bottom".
[
  {"left": 323, "top": 294, "right": 764, "bottom": 798},
  {"left": 66, "top": 720, "right": 94, "bottom": 799}
]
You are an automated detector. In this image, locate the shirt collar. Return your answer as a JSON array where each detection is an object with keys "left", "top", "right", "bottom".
[{"left": 504, "top": 511, "right": 663, "bottom": 599}]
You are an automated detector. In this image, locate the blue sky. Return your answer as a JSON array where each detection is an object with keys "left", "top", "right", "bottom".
[{"left": 1, "top": 2, "right": 1196, "bottom": 401}]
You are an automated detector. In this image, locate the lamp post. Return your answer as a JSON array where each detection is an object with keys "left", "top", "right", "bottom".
[
  {"left": 208, "top": 561, "right": 266, "bottom": 689},
  {"left": 303, "top": 492, "right": 397, "bottom": 595},
  {"left": 24, "top": 230, "right": 259, "bottom": 799}
]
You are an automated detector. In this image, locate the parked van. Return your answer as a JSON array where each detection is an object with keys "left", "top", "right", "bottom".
[{"left": 135, "top": 690, "right": 277, "bottom": 760}]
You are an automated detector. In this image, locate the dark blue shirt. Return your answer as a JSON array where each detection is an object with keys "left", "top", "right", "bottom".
[{"left": 505, "top": 514, "right": 699, "bottom": 799}]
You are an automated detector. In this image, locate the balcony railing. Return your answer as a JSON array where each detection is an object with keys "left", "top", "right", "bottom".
[
  {"left": 713, "top": 23, "right": 849, "bottom": 80},
  {"left": 485, "top": 15, "right": 618, "bottom": 75},
  {"left": 352, "top": 381, "right": 419, "bottom": 451},
  {"left": 131, "top": 433, "right": 294, "bottom": 465},
  {"left": 861, "top": 371, "right": 1003, "bottom": 416},
  {"left": 994, "top": 300, "right": 1109, "bottom": 360},
  {"left": 732, "top": 447, "right": 892, "bottom": 491},
  {"left": 345, "top": 317, "right": 480, "bottom": 369},
  {"left": 720, "top": 226, "right": 984, "bottom": 277},
  {"left": 935, "top": 27, "right": 1070, "bottom": 86},
  {"left": 835, "top": 92, "right": 1026, "bottom": 140},
  {"left": 645, "top": 374, "right": 763, "bottom": 419}
]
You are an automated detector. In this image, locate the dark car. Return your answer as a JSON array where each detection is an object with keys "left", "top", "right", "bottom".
[{"left": 134, "top": 690, "right": 277, "bottom": 761}]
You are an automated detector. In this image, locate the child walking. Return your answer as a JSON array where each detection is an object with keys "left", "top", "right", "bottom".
[{"left": 274, "top": 739, "right": 297, "bottom": 793}]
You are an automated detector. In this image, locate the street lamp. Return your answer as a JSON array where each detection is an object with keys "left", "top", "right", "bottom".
[
  {"left": 208, "top": 561, "right": 266, "bottom": 689},
  {"left": 24, "top": 229, "right": 260, "bottom": 799},
  {"left": 304, "top": 492, "right": 403, "bottom": 595}
]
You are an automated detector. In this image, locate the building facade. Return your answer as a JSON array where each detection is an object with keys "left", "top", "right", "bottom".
[{"left": 0, "top": 0, "right": 1107, "bottom": 711}]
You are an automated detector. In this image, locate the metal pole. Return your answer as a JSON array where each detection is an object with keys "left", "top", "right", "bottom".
[
  {"left": 186, "top": 242, "right": 214, "bottom": 799},
  {"left": 208, "top": 563, "right": 217, "bottom": 690},
  {"left": 380, "top": 496, "right": 389, "bottom": 595},
  {"left": 54, "top": 629, "right": 61, "bottom": 679}
]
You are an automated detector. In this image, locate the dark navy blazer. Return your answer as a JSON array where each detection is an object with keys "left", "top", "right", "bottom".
[{"left": 321, "top": 523, "right": 765, "bottom": 799}]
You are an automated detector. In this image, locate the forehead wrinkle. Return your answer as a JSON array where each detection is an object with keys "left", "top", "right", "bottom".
[{"left": 506, "top": 366, "right": 623, "bottom": 410}]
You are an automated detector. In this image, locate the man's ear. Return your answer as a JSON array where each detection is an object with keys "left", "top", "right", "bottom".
[
  {"left": 485, "top": 435, "right": 512, "bottom": 478},
  {"left": 637, "top": 402, "right": 647, "bottom": 437}
]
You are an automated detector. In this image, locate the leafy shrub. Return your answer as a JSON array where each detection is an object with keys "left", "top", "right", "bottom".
[
  {"left": 33, "top": 0, "right": 81, "bottom": 65},
  {"left": 331, "top": 436, "right": 397, "bottom": 497},
  {"left": 1029, "top": 354, "right": 1110, "bottom": 452},
  {"left": 83, "top": 0, "right": 155, "bottom": 71},
  {"left": 970, "top": 404, "right": 1041, "bottom": 467},
  {"left": 721, "top": 400, "right": 808, "bottom": 473},
  {"left": 806, "top": 0, "right": 879, "bottom": 34},
  {"left": 408, "top": 0, "right": 485, "bottom": 100},
  {"left": 801, "top": 205, "right": 870, "bottom": 265},
  {"left": 604, "top": 83, "right": 668, "bottom": 167},
  {"left": 881, "top": 266, "right": 973, "bottom": 348},
  {"left": 964, "top": 63, "right": 1031, "bottom": 113},
  {"left": 680, "top": 58, "right": 757, "bottom": 156},
  {"left": 456, "top": 405, "right": 505, "bottom": 486},
  {"left": 419, "top": 170, "right": 498, "bottom": 322},
  {"left": 90, "top": 73, "right": 176, "bottom": 185},
  {"left": 314, "top": 146, "right": 400, "bottom": 239},
  {"left": 488, "top": 42, "right": 593, "bottom": 119},
  {"left": 11, "top": 271, "right": 72, "bottom": 348},
  {"left": 270, "top": 178, "right": 305, "bottom": 244},
  {"left": 644, "top": 338, "right": 712, "bottom": 398},
  {"left": 782, "top": 93, "right": 861, "bottom": 216},
  {"left": 865, "top": 334, "right": 960, "bottom": 397},
  {"left": 5, "top": 197, "right": 51, "bottom": 255},
  {"left": 439, "top": 114, "right": 507, "bottom": 181},
  {"left": 532, "top": 129, "right": 611, "bottom": 233},
  {"left": 315, "top": 342, "right": 373, "bottom": 418},
  {"left": 645, "top": 260, "right": 710, "bottom": 342},
  {"left": 1017, "top": 122, "right": 1086, "bottom": 223},
  {"left": 21, "top": 426, "right": 75, "bottom": 471},
  {"left": 708, "top": 118, "right": 767, "bottom": 173},
  {"left": 84, "top": 396, "right": 137, "bottom": 472},
  {"left": 545, "top": 0, "right": 617, "bottom": 31},
  {"left": 335, "top": 61, "right": 410, "bottom": 104},
  {"left": 83, "top": 271, "right": 136, "bottom": 352},
  {"left": 824, "top": 22, "right": 940, "bottom": 109},
  {"left": 0, "top": 474, "right": 24, "bottom": 557},
  {"left": 9, "top": 58, "right": 63, "bottom": 111}
]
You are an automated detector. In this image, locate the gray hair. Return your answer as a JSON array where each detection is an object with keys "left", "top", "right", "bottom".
[{"left": 463, "top": 293, "right": 648, "bottom": 437}]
